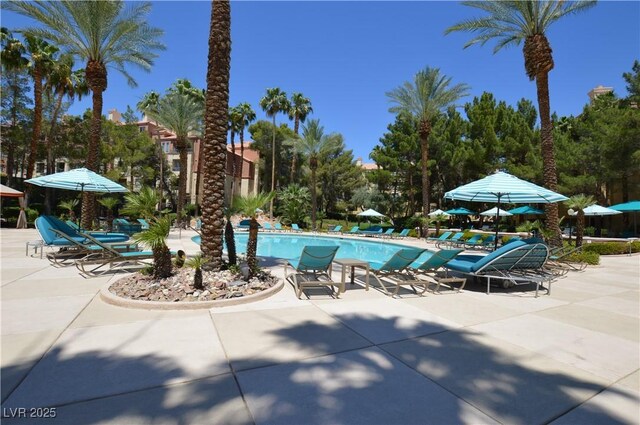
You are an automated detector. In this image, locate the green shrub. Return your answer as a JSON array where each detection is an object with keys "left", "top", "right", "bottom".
[
  {"left": 408, "top": 229, "right": 419, "bottom": 238},
  {"left": 565, "top": 251, "right": 600, "bottom": 265},
  {"left": 583, "top": 241, "right": 640, "bottom": 255}
]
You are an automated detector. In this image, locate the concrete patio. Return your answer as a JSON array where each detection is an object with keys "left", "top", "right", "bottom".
[{"left": 1, "top": 228, "right": 639, "bottom": 424}]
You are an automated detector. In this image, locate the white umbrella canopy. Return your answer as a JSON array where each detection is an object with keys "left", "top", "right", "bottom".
[
  {"left": 480, "top": 207, "right": 513, "bottom": 217},
  {"left": 581, "top": 205, "right": 622, "bottom": 216},
  {"left": 357, "top": 208, "right": 386, "bottom": 218},
  {"left": 25, "top": 168, "right": 128, "bottom": 193},
  {"left": 428, "top": 209, "right": 451, "bottom": 218}
]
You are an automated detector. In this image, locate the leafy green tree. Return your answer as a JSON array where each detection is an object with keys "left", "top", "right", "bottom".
[
  {"left": 234, "top": 192, "right": 275, "bottom": 277},
  {"left": 103, "top": 120, "right": 156, "bottom": 190},
  {"left": 565, "top": 194, "right": 595, "bottom": 247},
  {"left": 6, "top": 0, "right": 165, "bottom": 229},
  {"left": 288, "top": 92, "right": 313, "bottom": 180},
  {"left": 259, "top": 88, "right": 290, "bottom": 217},
  {"left": 622, "top": 60, "right": 640, "bottom": 106},
  {"left": 134, "top": 216, "right": 172, "bottom": 279},
  {"left": 122, "top": 105, "right": 138, "bottom": 124},
  {"left": 145, "top": 90, "right": 203, "bottom": 219},
  {"left": 278, "top": 184, "right": 311, "bottom": 226},
  {"left": 295, "top": 119, "right": 340, "bottom": 230},
  {"left": 387, "top": 66, "right": 470, "bottom": 214},
  {"left": 248, "top": 120, "right": 297, "bottom": 193},
  {"left": 446, "top": 0, "right": 596, "bottom": 247}
]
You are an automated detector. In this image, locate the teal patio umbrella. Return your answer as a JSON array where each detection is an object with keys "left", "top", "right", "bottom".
[
  {"left": 508, "top": 206, "right": 544, "bottom": 215},
  {"left": 445, "top": 171, "right": 568, "bottom": 249},
  {"left": 444, "top": 207, "right": 475, "bottom": 215},
  {"left": 26, "top": 168, "right": 128, "bottom": 227},
  {"left": 611, "top": 201, "right": 640, "bottom": 236}
]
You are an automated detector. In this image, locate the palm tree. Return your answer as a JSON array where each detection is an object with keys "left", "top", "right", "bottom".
[
  {"left": 145, "top": 91, "right": 203, "bottom": 221},
  {"left": 186, "top": 254, "right": 207, "bottom": 290},
  {"left": 296, "top": 119, "right": 340, "bottom": 230},
  {"left": 234, "top": 192, "right": 275, "bottom": 277},
  {"left": 137, "top": 90, "right": 166, "bottom": 209},
  {"left": 20, "top": 34, "right": 59, "bottom": 183},
  {"left": 387, "top": 67, "right": 469, "bottom": 215},
  {"left": 430, "top": 213, "right": 449, "bottom": 238},
  {"left": 121, "top": 186, "right": 158, "bottom": 220},
  {"left": 288, "top": 92, "right": 313, "bottom": 180},
  {"left": 446, "top": 0, "right": 596, "bottom": 247},
  {"left": 200, "top": 0, "right": 231, "bottom": 270},
  {"left": 234, "top": 102, "right": 256, "bottom": 196},
  {"left": 565, "top": 194, "right": 595, "bottom": 247},
  {"left": 259, "top": 88, "right": 290, "bottom": 218},
  {"left": 228, "top": 106, "right": 243, "bottom": 199},
  {"left": 97, "top": 196, "right": 119, "bottom": 231},
  {"left": 58, "top": 199, "right": 78, "bottom": 221},
  {"left": 224, "top": 205, "right": 238, "bottom": 266},
  {"left": 44, "top": 54, "right": 88, "bottom": 213},
  {"left": 6, "top": 0, "right": 165, "bottom": 229},
  {"left": 134, "top": 216, "right": 172, "bottom": 279}
]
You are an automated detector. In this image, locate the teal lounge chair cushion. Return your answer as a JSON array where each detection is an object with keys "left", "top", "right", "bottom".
[{"left": 445, "top": 241, "right": 529, "bottom": 273}]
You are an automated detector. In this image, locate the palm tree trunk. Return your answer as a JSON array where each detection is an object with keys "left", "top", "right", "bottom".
[
  {"left": 229, "top": 130, "right": 236, "bottom": 200},
  {"left": 536, "top": 71, "right": 563, "bottom": 247},
  {"left": 26, "top": 65, "right": 42, "bottom": 182},
  {"left": 83, "top": 60, "right": 107, "bottom": 230},
  {"left": 419, "top": 119, "right": 431, "bottom": 215},
  {"left": 576, "top": 210, "right": 585, "bottom": 247},
  {"left": 153, "top": 244, "right": 172, "bottom": 279},
  {"left": 238, "top": 131, "right": 244, "bottom": 196},
  {"left": 290, "top": 115, "right": 299, "bottom": 180},
  {"left": 177, "top": 139, "right": 188, "bottom": 221},
  {"left": 311, "top": 166, "right": 317, "bottom": 230},
  {"left": 270, "top": 115, "right": 276, "bottom": 219},
  {"left": 200, "top": 0, "right": 231, "bottom": 270},
  {"left": 44, "top": 91, "right": 65, "bottom": 214},
  {"left": 247, "top": 217, "right": 259, "bottom": 277},
  {"left": 224, "top": 218, "right": 237, "bottom": 265}
]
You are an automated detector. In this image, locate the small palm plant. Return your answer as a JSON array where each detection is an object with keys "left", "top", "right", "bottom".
[
  {"left": 122, "top": 186, "right": 158, "bottom": 220},
  {"left": 565, "top": 194, "right": 595, "bottom": 247},
  {"left": 58, "top": 199, "right": 79, "bottom": 221},
  {"left": 234, "top": 192, "right": 275, "bottom": 278},
  {"left": 186, "top": 254, "right": 207, "bottom": 291},
  {"left": 134, "top": 216, "right": 172, "bottom": 279},
  {"left": 431, "top": 213, "right": 449, "bottom": 237},
  {"left": 98, "top": 197, "right": 119, "bottom": 231}
]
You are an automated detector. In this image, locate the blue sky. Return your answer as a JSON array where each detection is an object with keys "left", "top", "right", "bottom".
[{"left": 4, "top": 1, "right": 639, "bottom": 160}]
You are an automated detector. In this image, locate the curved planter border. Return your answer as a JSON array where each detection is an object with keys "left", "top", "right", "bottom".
[{"left": 100, "top": 278, "right": 284, "bottom": 311}]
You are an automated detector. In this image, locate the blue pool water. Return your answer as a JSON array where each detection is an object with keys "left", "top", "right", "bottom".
[{"left": 191, "top": 233, "right": 431, "bottom": 267}]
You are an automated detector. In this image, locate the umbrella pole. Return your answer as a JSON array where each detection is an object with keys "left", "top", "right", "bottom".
[{"left": 494, "top": 195, "right": 501, "bottom": 250}]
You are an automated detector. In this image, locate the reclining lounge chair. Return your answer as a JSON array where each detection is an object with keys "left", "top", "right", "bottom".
[
  {"left": 444, "top": 240, "right": 552, "bottom": 297},
  {"left": 284, "top": 245, "right": 341, "bottom": 298},
  {"left": 410, "top": 248, "right": 465, "bottom": 293},
  {"left": 369, "top": 248, "right": 426, "bottom": 296}
]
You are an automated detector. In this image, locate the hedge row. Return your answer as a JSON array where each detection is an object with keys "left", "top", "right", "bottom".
[
  {"left": 583, "top": 241, "right": 640, "bottom": 255},
  {"left": 565, "top": 251, "right": 600, "bottom": 265}
]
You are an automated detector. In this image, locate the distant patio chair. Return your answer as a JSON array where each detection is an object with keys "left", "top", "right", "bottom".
[
  {"left": 262, "top": 222, "right": 274, "bottom": 231},
  {"left": 410, "top": 249, "right": 465, "bottom": 293},
  {"left": 381, "top": 228, "right": 395, "bottom": 238},
  {"left": 137, "top": 218, "right": 150, "bottom": 230},
  {"left": 328, "top": 225, "right": 343, "bottom": 233},
  {"left": 445, "top": 232, "right": 465, "bottom": 247},
  {"left": 464, "top": 234, "right": 484, "bottom": 249},
  {"left": 274, "top": 222, "right": 284, "bottom": 231},
  {"left": 284, "top": 245, "right": 341, "bottom": 298},
  {"left": 291, "top": 223, "right": 303, "bottom": 232},
  {"left": 347, "top": 226, "right": 360, "bottom": 235},
  {"left": 395, "top": 229, "right": 411, "bottom": 239},
  {"left": 369, "top": 248, "right": 426, "bottom": 296},
  {"left": 428, "top": 231, "right": 452, "bottom": 245}
]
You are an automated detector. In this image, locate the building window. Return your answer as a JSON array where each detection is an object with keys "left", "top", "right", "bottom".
[
  {"left": 139, "top": 126, "right": 146, "bottom": 133},
  {"left": 56, "top": 162, "right": 66, "bottom": 173},
  {"left": 162, "top": 142, "right": 171, "bottom": 153},
  {"left": 172, "top": 160, "right": 180, "bottom": 172},
  {"left": 36, "top": 163, "right": 45, "bottom": 174}
]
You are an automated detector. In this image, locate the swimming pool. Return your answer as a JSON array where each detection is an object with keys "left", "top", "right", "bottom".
[{"left": 191, "top": 233, "right": 431, "bottom": 267}]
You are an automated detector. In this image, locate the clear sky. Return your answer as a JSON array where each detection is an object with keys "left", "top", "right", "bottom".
[{"left": 4, "top": 1, "right": 639, "bottom": 161}]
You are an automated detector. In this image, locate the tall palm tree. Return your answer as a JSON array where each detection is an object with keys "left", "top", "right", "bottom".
[
  {"left": 259, "top": 87, "right": 290, "bottom": 218},
  {"left": 145, "top": 91, "right": 203, "bottom": 221},
  {"left": 387, "top": 67, "right": 469, "bottom": 215},
  {"left": 200, "top": 0, "right": 231, "bottom": 270},
  {"left": 288, "top": 92, "right": 313, "bottom": 180},
  {"left": 296, "top": 119, "right": 340, "bottom": 231},
  {"left": 234, "top": 192, "right": 275, "bottom": 278},
  {"left": 565, "top": 194, "right": 595, "bottom": 247},
  {"left": 6, "top": 0, "right": 165, "bottom": 229},
  {"left": 234, "top": 102, "right": 256, "bottom": 196},
  {"left": 21, "top": 34, "right": 58, "bottom": 183},
  {"left": 44, "top": 54, "right": 88, "bottom": 213},
  {"left": 137, "top": 90, "right": 165, "bottom": 209},
  {"left": 446, "top": 0, "right": 596, "bottom": 247}
]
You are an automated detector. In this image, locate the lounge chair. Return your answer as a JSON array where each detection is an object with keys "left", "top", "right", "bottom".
[
  {"left": 479, "top": 235, "right": 496, "bottom": 250},
  {"left": 503, "top": 236, "right": 521, "bottom": 245},
  {"left": 284, "top": 245, "right": 341, "bottom": 298},
  {"left": 347, "top": 226, "right": 360, "bottom": 235},
  {"left": 113, "top": 218, "right": 143, "bottom": 235},
  {"left": 463, "top": 234, "right": 484, "bottom": 249},
  {"left": 274, "top": 222, "right": 284, "bottom": 231},
  {"left": 396, "top": 229, "right": 411, "bottom": 238},
  {"left": 66, "top": 220, "right": 80, "bottom": 230},
  {"left": 369, "top": 248, "right": 426, "bottom": 296},
  {"left": 428, "top": 231, "right": 452, "bottom": 245},
  {"left": 380, "top": 228, "right": 395, "bottom": 238},
  {"left": 444, "top": 232, "right": 465, "bottom": 247},
  {"left": 547, "top": 245, "right": 587, "bottom": 273},
  {"left": 411, "top": 248, "right": 465, "bottom": 293},
  {"left": 291, "top": 223, "right": 303, "bottom": 232},
  {"left": 444, "top": 240, "right": 552, "bottom": 297},
  {"left": 75, "top": 232, "right": 166, "bottom": 277},
  {"left": 235, "top": 219, "right": 252, "bottom": 230},
  {"left": 137, "top": 218, "right": 150, "bottom": 230},
  {"left": 46, "top": 228, "right": 138, "bottom": 266},
  {"left": 262, "top": 222, "right": 274, "bottom": 231},
  {"left": 36, "top": 216, "right": 129, "bottom": 247},
  {"left": 328, "top": 225, "right": 343, "bottom": 233}
]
